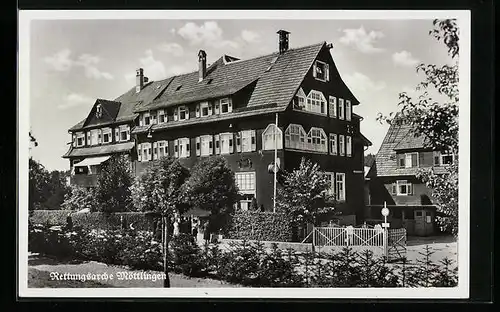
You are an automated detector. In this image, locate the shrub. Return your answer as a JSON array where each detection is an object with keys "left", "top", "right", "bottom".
[
  {"left": 117, "top": 230, "right": 163, "bottom": 271},
  {"left": 227, "top": 211, "right": 293, "bottom": 242},
  {"left": 95, "top": 154, "right": 134, "bottom": 213},
  {"left": 170, "top": 233, "right": 207, "bottom": 277},
  {"left": 61, "top": 186, "right": 99, "bottom": 212},
  {"left": 217, "top": 240, "right": 265, "bottom": 285},
  {"left": 255, "top": 243, "right": 303, "bottom": 287}
]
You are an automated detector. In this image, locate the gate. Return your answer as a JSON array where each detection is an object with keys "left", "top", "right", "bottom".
[{"left": 387, "top": 228, "right": 407, "bottom": 262}]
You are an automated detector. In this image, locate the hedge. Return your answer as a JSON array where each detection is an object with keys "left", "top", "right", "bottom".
[
  {"left": 29, "top": 210, "right": 157, "bottom": 231},
  {"left": 226, "top": 211, "right": 293, "bottom": 242}
]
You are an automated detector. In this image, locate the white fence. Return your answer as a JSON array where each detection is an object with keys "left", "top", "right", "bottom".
[{"left": 311, "top": 226, "right": 385, "bottom": 247}]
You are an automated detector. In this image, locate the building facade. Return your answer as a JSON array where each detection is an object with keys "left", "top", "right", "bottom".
[
  {"left": 63, "top": 30, "right": 372, "bottom": 223},
  {"left": 366, "top": 121, "right": 456, "bottom": 236}
]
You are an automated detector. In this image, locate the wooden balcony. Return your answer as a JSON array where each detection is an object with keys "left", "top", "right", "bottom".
[{"left": 70, "top": 174, "right": 98, "bottom": 187}]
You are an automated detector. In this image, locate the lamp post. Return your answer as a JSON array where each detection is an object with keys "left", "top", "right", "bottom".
[{"left": 381, "top": 202, "right": 390, "bottom": 258}]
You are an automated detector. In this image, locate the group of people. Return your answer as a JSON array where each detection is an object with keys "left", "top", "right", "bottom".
[{"left": 172, "top": 214, "right": 212, "bottom": 244}]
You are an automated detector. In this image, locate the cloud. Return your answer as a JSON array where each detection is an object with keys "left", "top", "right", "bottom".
[
  {"left": 125, "top": 50, "right": 167, "bottom": 84},
  {"left": 44, "top": 50, "right": 113, "bottom": 80},
  {"left": 241, "top": 30, "right": 261, "bottom": 43},
  {"left": 44, "top": 49, "right": 73, "bottom": 71},
  {"left": 343, "top": 72, "right": 387, "bottom": 93},
  {"left": 339, "top": 26, "right": 385, "bottom": 53},
  {"left": 176, "top": 21, "right": 239, "bottom": 49},
  {"left": 58, "top": 93, "right": 93, "bottom": 110},
  {"left": 158, "top": 42, "right": 184, "bottom": 57},
  {"left": 392, "top": 50, "right": 419, "bottom": 67}
]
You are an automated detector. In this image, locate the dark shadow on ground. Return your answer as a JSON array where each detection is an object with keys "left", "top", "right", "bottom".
[{"left": 28, "top": 254, "right": 88, "bottom": 266}]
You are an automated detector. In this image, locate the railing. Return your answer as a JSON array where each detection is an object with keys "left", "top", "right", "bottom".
[{"left": 312, "top": 226, "right": 385, "bottom": 247}]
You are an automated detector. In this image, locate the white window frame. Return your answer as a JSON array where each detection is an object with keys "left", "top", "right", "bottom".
[
  {"left": 329, "top": 96, "right": 337, "bottom": 118},
  {"left": 305, "top": 90, "right": 327, "bottom": 115},
  {"left": 405, "top": 152, "right": 419, "bottom": 168},
  {"left": 178, "top": 105, "right": 189, "bottom": 121},
  {"left": 178, "top": 138, "right": 190, "bottom": 158},
  {"left": 76, "top": 132, "right": 85, "bottom": 147},
  {"left": 434, "top": 151, "right": 455, "bottom": 166},
  {"left": 346, "top": 135, "right": 352, "bottom": 157},
  {"left": 396, "top": 180, "right": 413, "bottom": 196},
  {"left": 220, "top": 133, "right": 234, "bottom": 155},
  {"left": 119, "top": 125, "right": 130, "bottom": 142},
  {"left": 157, "top": 109, "right": 166, "bottom": 124},
  {"left": 141, "top": 142, "right": 152, "bottom": 162},
  {"left": 142, "top": 112, "right": 151, "bottom": 126},
  {"left": 240, "top": 130, "right": 253, "bottom": 153},
  {"left": 219, "top": 98, "right": 232, "bottom": 114},
  {"left": 338, "top": 98, "right": 345, "bottom": 120},
  {"left": 89, "top": 129, "right": 99, "bottom": 146},
  {"left": 306, "top": 127, "right": 328, "bottom": 153},
  {"left": 200, "top": 135, "right": 213, "bottom": 156},
  {"left": 262, "top": 124, "right": 283, "bottom": 151},
  {"left": 235, "top": 172, "right": 256, "bottom": 195},
  {"left": 335, "top": 173, "right": 346, "bottom": 201},
  {"left": 313, "top": 60, "right": 329, "bottom": 82},
  {"left": 102, "top": 128, "right": 112, "bottom": 144},
  {"left": 339, "top": 134, "right": 345, "bottom": 156},
  {"left": 157, "top": 140, "right": 168, "bottom": 158},
  {"left": 346, "top": 100, "right": 352, "bottom": 121},
  {"left": 285, "top": 124, "right": 307, "bottom": 150},
  {"left": 200, "top": 102, "right": 212, "bottom": 117},
  {"left": 329, "top": 133, "right": 337, "bottom": 155},
  {"left": 323, "top": 172, "right": 335, "bottom": 197}
]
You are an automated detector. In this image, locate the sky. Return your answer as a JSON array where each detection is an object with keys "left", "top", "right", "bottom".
[{"left": 28, "top": 17, "right": 454, "bottom": 171}]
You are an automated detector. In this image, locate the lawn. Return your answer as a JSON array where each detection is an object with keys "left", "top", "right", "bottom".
[{"left": 28, "top": 254, "right": 242, "bottom": 288}]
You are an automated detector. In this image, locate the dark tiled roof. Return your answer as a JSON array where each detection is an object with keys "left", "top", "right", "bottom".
[
  {"left": 369, "top": 122, "right": 446, "bottom": 177},
  {"left": 62, "top": 142, "right": 135, "bottom": 158},
  {"left": 134, "top": 42, "right": 325, "bottom": 113}
]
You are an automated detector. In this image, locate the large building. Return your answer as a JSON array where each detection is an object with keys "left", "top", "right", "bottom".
[
  {"left": 63, "top": 30, "right": 372, "bottom": 223},
  {"left": 366, "top": 120, "right": 456, "bottom": 236}
]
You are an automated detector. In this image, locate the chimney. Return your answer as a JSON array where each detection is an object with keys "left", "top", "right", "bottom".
[
  {"left": 198, "top": 50, "right": 207, "bottom": 82},
  {"left": 136, "top": 68, "right": 144, "bottom": 93},
  {"left": 277, "top": 29, "right": 290, "bottom": 54}
]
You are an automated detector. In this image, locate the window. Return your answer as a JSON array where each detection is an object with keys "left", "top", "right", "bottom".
[
  {"left": 178, "top": 105, "right": 189, "bottom": 121},
  {"left": 329, "top": 133, "right": 337, "bottom": 155},
  {"left": 235, "top": 172, "right": 256, "bottom": 195},
  {"left": 307, "top": 127, "right": 328, "bottom": 153},
  {"left": 201, "top": 102, "right": 211, "bottom": 117},
  {"left": 405, "top": 152, "right": 419, "bottom": 168},
  {"left": 262, "top": 124, "right": 283, "bottom": 150},
  {"left": 434, "top": 151, "right": 455, "bottom": 166},
  {"left": 102, "top": 128, "right": 112, "bottom": 144},
  {"left": 397, "top": 154, "right": 406, "bottom": 168},
  {"left": 174, "top": 138, "right": 190, "bottom": 158},
  {"left": 119, "top": 125, "right": 130, "bottom": 141},
  {"left": 96, "top": 104, "right": 103, "bottom": 118},
  {"left": 329, "top": 96, "right": 337, "bottom": 118},
  {"left": 143, "top": 112, "right": 151, "bottom": 126},
  {"left": 89, "top": 129, "right": 99, "bottom": 146},
  {"left": 156, "top": 141, "right": 168, "bottom": 158},
  {"left": 157, "top": 110, "right": 166, "bottom": 124},
  {"left": 338, "top": 98, "right": 345, "bottom": 120},
  {"left": 292, "top": 88, "right": 307, "bottom": 110},
  {"left": 323, "top": 172, "right": 335, "bottom": 196},
  {"left": 339, "top": 135, "right": 345, "bottom": 156},
  {"left": 285, "top": 124, "right": 307, "bottom": 150},
  {"left": 335, "top": 173, "right": 346, "bottom": 201},
  {"left": 197, "top": 135, "right": 213, "bottom": 156},
  {"left": 313, "top": 60, "right": 329, "bottom": 82},
  {"left": 346, "top": 135, "right": 352, "bottom": 157},
  {"left": 76, "top": 132, "right": 85, "bottom": 147},
  {"left": 306, "top": 90, "right": 327, "bottom": 115},
  {"left": 220, "top": 133, "right": 234, "bottom": 155},
  {"left": 396, "top": 180, "right": 413, "bottom": 196},
  {"left": 140, "top": 142, "right": 152, "bottom": 162},
  {"left": 346, "top": 100, "right": 352, "bottom": 121},
  {"left": 220, "top": 98, "right": 232, "bottom": 114},
  {"left": 240, "top": 130, "right": 255, "bottom": 153}
]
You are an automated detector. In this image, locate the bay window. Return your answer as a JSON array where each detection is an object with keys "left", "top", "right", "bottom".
[
  {"left": 292, "top": 88, "right": 307, "bottom": 110},
  {"left": 262, "top": 124, "right": 283, "bottom": 150},
  {"left": 285, "top": 124, "right": 307, "bottom": 150},
  {"left": 307, "top": 127, "right": 328, "bottom": 153},
  {"left": 306, "top": 90, "right": 327, "bottom": 115}
]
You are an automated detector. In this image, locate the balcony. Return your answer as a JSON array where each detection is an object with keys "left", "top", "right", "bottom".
[{"left": 70, "top": 174, "right": 99, "bottom": 187}]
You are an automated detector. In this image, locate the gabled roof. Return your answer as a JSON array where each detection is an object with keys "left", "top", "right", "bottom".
[
  {"left": 82, "top": 99, "right": 121, "bottom": 128},
  {"left": 134, "top": 42, "right": 325, "bottom": 113},
  {"left": 368, "top": 121, "right": 446, "bottom": 177}
]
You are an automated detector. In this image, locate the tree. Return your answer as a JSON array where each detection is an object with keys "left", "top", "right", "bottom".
[
  {"left": 44, "top": 170, "right": 71, "bottom": 210},
  {"left": 377, "top": 19, "right": 459, "bottom": 235},
  {"left": 364, "top": 153, "right": 376, "bottom": 168},
  {"left": 61, "top": 185, "right": 98, "bottom": 211},
  {"left": 183, "top": 156, "right": 239, "bottom": 233},
  {"left": 29, "top": 158, "right": 52, "bottom": 211},
  {"left": 130, "top": 156, "right": 190, "bottom": 287},
  {"left": 95, "top": 154, "right": 134, "bottom": 213},
  {"left": 276, "top": 157, "right": 335, "bottom": 230}
]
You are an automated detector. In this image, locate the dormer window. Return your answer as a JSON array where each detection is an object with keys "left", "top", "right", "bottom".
[
  {"left": 433, "top": 151, "right": 455, "bottom": 166},
  {"left": 157, "top": 110, "right": 166, "bottom": 123},
  {"left": 397, "top": 152, "right": 419, "bottom": 168},
  {"left": 96, "top": 104, "right": 103, "bottom": 118},
  {"left": 220, "top": 98, "right": 232, "bottom": 114},
  {"left": 178, "top": 105, "right": 189, "bottom": 120},
  {"left": 313, "top": 60, "right": 329, "bottom": 82}
]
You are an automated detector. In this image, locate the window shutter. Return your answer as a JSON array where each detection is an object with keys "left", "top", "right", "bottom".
[
  {"left": 195, "top": 137, "right": 201, "bottom": 156},
  {"left": 72, "top": 134, "right": 76, "bottom": 147},
  {"left": 139, "top": 118, "right": 143, "bottom": 126},
  {"left": 229, "top": 134, "right": 234, "bottom": 154},
  {"left": 126, "top": 129, "right": 130, "bottom": 141},
  {"left": 391, "top": 183, "right": 396, "bottom": 195},
  {"left": 173, "top": 108, "right": 178, "bottom": 121},
  {"left": 215, "top": 102, "right": 220, "bottom": 115},
  {"left": 251, "top": 130, "right": 256, "bottom": 151},
  {"left": 98, "top": 130, "right": 102, "bottom": 144},
  {"left": 209, "top": 136, "right": 214, "bottom": 155},
  {"left": 208, "top": 104, "right": 213, "bottom": 116},
  {"left": 186, "top": 139, "right": 191, "bottom": 157},
  {"left": 115, "top": 128, "right": 119, "bottom": 142},
  {"left": 312, "top": 64, "right": 317, "bottom": 78},
  {"left": 86, "top": 132, "right": 90, "bottom": 145},
  {"left": 137, "top": 143, "right": 142, "bottom": 162},
  {"left": 174, "top": 139, "right": 179, "bottom": 158},
  {"left": 408, "top": 183, "right": 413, "bottom": 195},
  {"left": 236, "top": 132, "right": 242, "bottom": 153},
  {"left": 148, "top": 144, "right": 152, "bottom": 161},
  {"left": 325, "top": 64, "right": 330, "bottom": 81},
  {"left": 346, "top": 100, "right": 351, "bottom": 121},
  {"left": 152, "top": 142, "right": 158, "bottom": 160},
  {"left": 185, "top": 107, "right": 190, "bottom": 120},
  {"left": 228, "top": 99, "right": 233, "bottom": 112},
  {"left": 195, "top": 104, "right": 200, "bottom": 118},
  {"left": 215, "top": 134, "right": 220, "bottom": 154},
  {"left": 346, "top": 136, "right": 352, "bottom": 157}
]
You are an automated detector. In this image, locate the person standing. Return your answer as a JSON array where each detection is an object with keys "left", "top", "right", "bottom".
[{"left": 203, "top": 222, "right": 210, "bottom": 245}]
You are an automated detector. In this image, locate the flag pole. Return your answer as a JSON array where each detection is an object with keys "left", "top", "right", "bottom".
[{"left": 273, "top": 113, "right": 278, "bottom": 213}]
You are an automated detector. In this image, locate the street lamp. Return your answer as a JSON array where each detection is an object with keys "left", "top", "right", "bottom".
[{"left": 381, "top": 202, "right": 390, "bottom": 228}]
